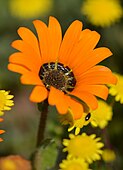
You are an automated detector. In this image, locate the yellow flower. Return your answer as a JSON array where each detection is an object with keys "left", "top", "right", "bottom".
[
  {"left": 102, "top": 149, "right": 116, "bottom": 162},
  {"left": 9, "top": 0, "right": 53, "bottom": 19},
  {"left": 60, "top": 100, "right": 112, "bottom": 133},
  {"left": 0, "top": 118, "right": 5, "bottom": 142},
  {"left": 63, "top": 133, "right": 104, "bottom": 163},
  {"left": 91, "top": 100, "right": 113, "bottom": 129},
  {"left": 60, "top": 109, "right": 91, "bottom": 135},
  {"left": 81, "top": 0, "right": 123, "bottom": 27},
  {"left": 59, "top": 157, "right": 89, "bottom": 170},
  {"left": 0, "top": 90, "right": 14, "bottom": 116},
  {"left": 109, "top": 73, "right": 123, "bottom": 104},
  {"left": 0, "top": 155, "right": 32, "bottom": 170}
]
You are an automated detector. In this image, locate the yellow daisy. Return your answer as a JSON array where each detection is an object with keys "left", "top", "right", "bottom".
[
  {"left": 63, "top": 133, "right": 104, "bottom": 163},
  {"left": 102, "top": 149, "right": 116, "bottom": 162},
  {"left": 91, "top": 100, "right": 113, "bottom": 129},
  {"left": 0, "top": 90, "right": 14, "bottom": 116},
  {"left": 59, "top": 157, "right": 89, "bottom": 170},
  {"left": 0, "top": 118, "right": 5, "bottom": 142},
  {"left": 109, "top": 73, "right": 123, "bottom": 104},
  {"left": 60, "top": 109, "right": 91, "bottom": 135},
  {"left": 81, "top": 0, "right": 123, "bottom": 27},
  {"left": 9, "top": 0, "right": 53, "bottom": 19}
]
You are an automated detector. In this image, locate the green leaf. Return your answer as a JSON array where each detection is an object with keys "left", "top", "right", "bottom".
[{"left": 32, "top": 138, "right": 58, "bottom": 170}]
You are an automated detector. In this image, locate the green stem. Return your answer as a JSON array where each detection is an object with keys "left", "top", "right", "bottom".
[{"left": 36, "top": 99, "right": 49, "bottom": 147}]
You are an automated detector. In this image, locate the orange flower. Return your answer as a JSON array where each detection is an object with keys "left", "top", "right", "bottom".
[
  {"left": 8, "top": 17, "right": 117, "bottom": 119},
  {"left": 0, "top": 118, "right": 5, "bottom": 142}
]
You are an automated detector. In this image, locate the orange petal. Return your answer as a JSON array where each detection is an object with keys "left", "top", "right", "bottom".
[
  {"left": 73, "top": 47, "right": 112, "bottom": 75},
  {"left": 11, "top": 40, "right": 42, "bottom": 67},
  {"left": 48, "top": 87, "right": 69, "bottom": 114},
  {"left": 48, "top": 16, "right": 62, "bottom": 62},
  {"left": 20, "top": 72, "right": 43, "bottom": 85},
  {"left": 67, "top": 97, "right": 83, "bottom": 119},
  {"left": 48, "top": 86, "right": 61, "bottom": 105},
  {"left": 59, "top": 20, "right": 82, "bottom": 65},
  {"left": 17, "top": 27, "right": 41, "bottom": 58},
  {"left": 77, "top": 65, "right": 116, "bottom": 78},
  {"left": 68, "top": 30, "right": 100, "bottom": 69},
  {"left": 9, "top": 52, "right": 41, "bottom": 74},
  {"left": 79, "top": 29, "right": 91, "bottom": 40},
  {"left": 33, "top": 20, "right": 51, "bottom": 63},
  {"left": 77, "top": 70, "right": 117, "bottom": 85},
  {"left": 11, "top": 39, "right": 24, "bottom": 50},
  {"left": 71, "top": 90, "right": 98, "bottom": 110},
  {"left": 79, "top": 30, "right": 100, "bottom": 47},
  {"left": 0, "top": 130, "right": 5, "bottom": 134},
  {"left": 0, "top": 118, "right": 3, "bottom": 122},
  {"left": 76, "top": 84, "right": 109, "bottom": 100},
  {"left": 80, "top": 65, "right": 112, "bottom": 76},
  {"left": 48, "top": 87, "right": 83, "bottom": 119},
  {"left": 29, "top": 86, "right": 48, "bottom": 103},
  {"left": 8, "top": 63, "right": 29, "bottom": 74}
]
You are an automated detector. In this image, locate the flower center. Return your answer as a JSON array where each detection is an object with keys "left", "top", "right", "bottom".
[
  {"left": 39, "top": 62, "right": 76, "bottom": 92},
  {"left": 68, "top": 136, "right": 97, "bottom": 158}
]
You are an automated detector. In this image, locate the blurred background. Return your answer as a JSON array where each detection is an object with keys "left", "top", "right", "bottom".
[{"left": 0, "top": 0, "right": 123, "bottom": 169}]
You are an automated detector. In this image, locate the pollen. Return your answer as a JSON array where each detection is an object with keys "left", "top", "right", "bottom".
[{"left": 39, "top": 62, "right": 76, "bottom": 92}]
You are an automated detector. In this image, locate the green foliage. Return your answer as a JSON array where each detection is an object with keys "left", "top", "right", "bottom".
[{"left": 32, "top": 139, "right": 58, "bottom": 170}]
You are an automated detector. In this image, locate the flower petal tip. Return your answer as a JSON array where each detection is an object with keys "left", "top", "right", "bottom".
[{"left": 49, "top": 16, "right": 57, "bottom": 21}]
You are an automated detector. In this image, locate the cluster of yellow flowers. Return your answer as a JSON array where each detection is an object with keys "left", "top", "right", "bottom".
[
  {"left": 59, "top": 71, "right": 123, "bottom": 169},
  {"left": 59, "top": 100, "right": 114, "bottom": 169},
  {"left": 58, "top": 74, "right": 123, "bottom": 169},
  {"left": 59, "top": 72, "right": 123, "bottom": 168},
  {"left": 59, "top": 133, "right": 104, "bottom": 169}
]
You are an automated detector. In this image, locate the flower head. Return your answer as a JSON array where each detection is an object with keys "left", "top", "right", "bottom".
[
  {"left": 0, "top": 90, "right": 14, "bottom": 116},
  {"left": 0, "top": 118, "right": 5, "bottom": 142},
  {"left": 91, "top": 100, "right": 113, "bottom": 129},
  {"left": 81, "top": 0, "right": 123, "bottom": 27},
  {"left": 63, "top": 133, "right": 104, "bottom": 163},
  {"left": 9, "top": 0, "right": 53, "bottom": 19},
  {"left": 59, "top": 157, "right": 89, "bottom": 170},
  {"left": 109, "top": 73, "right": 123, "bottom": 104},
  {"left": 0, "top": 155, "right": 32, "bottom": 170},
  {"left": 8, "top": 17, "right": 117, "bottom": 119},
  {"left": 102, "top": 149, "right": 116, "bottom": 162}
]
